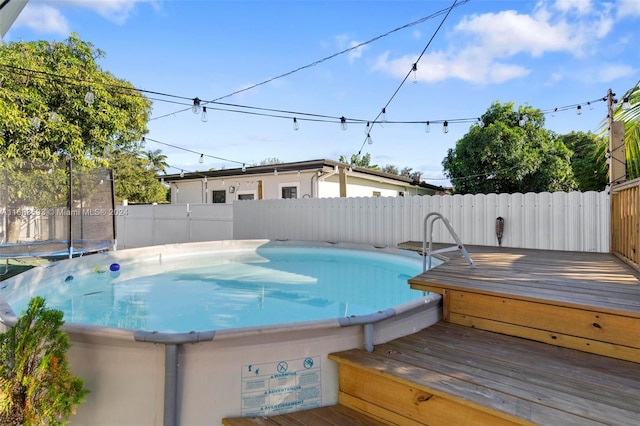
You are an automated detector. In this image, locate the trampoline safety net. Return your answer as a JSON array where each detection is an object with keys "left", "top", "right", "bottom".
[{"left": 0, "top": 159, "right": 116, "bottom": 259}]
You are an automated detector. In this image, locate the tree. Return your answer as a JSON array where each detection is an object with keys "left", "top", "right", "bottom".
[
  {"left": 558, "top": 131, "right": 607, "bottom": 191},
  {"left": 338, "top": 153, "right": 380, "bottom": 170},
  {"left": 442, "top": 102, "right": 575, "bottom": 194},
  {"left": 107, "top": 149, "right": 167, "bottom": 204},
  {"left": 259, "top": 158, "right": 282, "bottom": 165},
  {"left": 0, "top": 34, "right": 152, "bottom": 212},
  {"left": 144, "top": 149, "right": 168, "bottom": 175},
  {"left": 382, "top": 164, "right": 399, "bottom": 175},
  {"left": 0, "top": 297, "right": 89, "bottom": 425}
]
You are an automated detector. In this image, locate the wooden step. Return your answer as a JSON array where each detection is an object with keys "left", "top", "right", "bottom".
[
  {"left": 221, "top": 403, "right": 388, "bottom": 425},
  {"left": 329, "top": 322, "right": 640, "bottom": 426}
]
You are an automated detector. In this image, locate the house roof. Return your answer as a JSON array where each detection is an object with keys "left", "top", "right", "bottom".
[{"left": 161, "top": 159, "right": 444, "bottom": 192}]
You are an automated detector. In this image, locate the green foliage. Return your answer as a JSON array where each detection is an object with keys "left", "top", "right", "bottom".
[
  {"left": 0, "top": 297, "right": 89, "bottom": 426},
  {"left": 0, "top": 33, "right": 151, "bottom": 165},
  {"left": 338, "top": 153, "right": 380, "bottom": 170},
  {"left": 443, "top": 102, "right": 576, "bottom": 194},
  {"left": 259, "top": 158, "right": 282, "bottom": 165},
  {"left": 0, "top": 33, "right": 155, "bottom": 204},
  {"left": 558, "top": 131, "right": 608, "bottom": 191},
  {"left": 107, "top": 149, "right": 167, "bottom": 204},
  {"left": 599, "top": 81, "right": 640, "bottom": 180}
]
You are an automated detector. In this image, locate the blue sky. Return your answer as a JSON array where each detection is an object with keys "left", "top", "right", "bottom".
[{"left": 5, "top": 0, "right": 640, "bottom": 185}]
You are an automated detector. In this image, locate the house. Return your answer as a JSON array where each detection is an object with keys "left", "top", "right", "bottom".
[{"left": 160, "top": 159, "right": 444, "bottom": 204}]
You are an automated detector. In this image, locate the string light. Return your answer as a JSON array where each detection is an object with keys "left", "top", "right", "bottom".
[
  {"left": 199, "top": 154, "right": 204, "bottom": 164},
  {"left": 381, "top": 108, "right": 387, "bottom": 122},
  {"left": 192, "top": 98, "right": 201, "bottom": 114},
  {"left": 340, "top": 116, "right": 348, "bottom": 131},
  {"left": 201, "top": 106, "right": 208, "bottom": 122},
  {"left": 551, "top": 108, "right": 558, "bottom": 117},
  {"left": 31, "top": 116, "right": 41, "bottom": 130},
  {"left": 442, "top": 121, "right": 448, "bottom": 134},
  {"left": 576, "top": 105, "right": 582, "bottom": 115},
  {"left": 49, "top": 110, "right": 59, "bottom": 122},
  {"left": 366, "top": 134, "right": 373, "bottom": 145},
  {"left": 293, "top": 117, "right": 299, "bottom": 131},
  {"left": 477, "top": 117, "right": 484, "bottom": 128},
  {"left": 588, "top": 101, "right": 593, "bottom": 110},
  {"left": 84, "top": 88, "right": 95, "bottom": 105},
  {"left": 425, "top": 121, "right": 430, "bottom": 133},
  {"left": 411, "top": 63, "right": 418, "bottom": 83},
  {"left": 518, "top": 115, "right": 528, "bottom": 126},
  {"left": 364, "top": 121, "right": 371, "bottom": 135},
  {"left": 622, "top": 97, "right": 631, "bottom": 110},
  {"left": 180, "top": 170, "right": 185, "bottom": 178},
  {"left": 242, "top": 163, "right": 247, "bottom": 172}
]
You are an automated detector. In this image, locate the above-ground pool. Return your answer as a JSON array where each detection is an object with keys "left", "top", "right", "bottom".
[
  {"left": 0, "top": 240, "right": 443, "bottom": 425},
  {"left": 3, "top": 242, "right": 432, "bottom": 333}
]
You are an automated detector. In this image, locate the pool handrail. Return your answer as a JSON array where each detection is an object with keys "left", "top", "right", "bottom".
[{"left": 422, "top": 212, "right": 475, "bottom": 271}]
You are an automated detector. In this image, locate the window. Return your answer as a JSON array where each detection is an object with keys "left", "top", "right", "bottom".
[
  {"left": 212, "top": 190, "right": 226, "bottom": 203},
  {"left": 281, "top": 186, "right": 297, "bottom": 199},
  {"left": 238, "top": 193, "right": 255, "bottom": 200},
  {"left": 279, "top": 182, "right": 300, "bottom": 199}
]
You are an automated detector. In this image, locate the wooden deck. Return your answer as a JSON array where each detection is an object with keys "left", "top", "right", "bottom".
[
  {"left": 402, "top": 243, "right": 640, "bottom": 362},
  {"left": 224, "top": 245, "right": 640, "bottom": 425}
]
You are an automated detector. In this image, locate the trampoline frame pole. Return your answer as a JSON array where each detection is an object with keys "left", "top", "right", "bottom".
[{"left": 68, "top": 158, "right": 73, "bottom": 259}]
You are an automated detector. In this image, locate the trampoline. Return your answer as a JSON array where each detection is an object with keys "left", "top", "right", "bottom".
[{"left": 1, "top": 159, "right": 116, "bottom": 274}]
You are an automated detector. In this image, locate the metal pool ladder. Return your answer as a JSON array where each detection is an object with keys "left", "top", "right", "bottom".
[{"left": 422, "top": 212, "right": 475, "bottom": 271}]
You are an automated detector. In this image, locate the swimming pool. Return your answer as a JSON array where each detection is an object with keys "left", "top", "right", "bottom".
[{"left": 0, "top": 240, "right": 442, "bottom": 425}]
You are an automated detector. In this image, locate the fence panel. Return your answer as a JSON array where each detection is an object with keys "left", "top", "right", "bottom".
[{"left": 232, "top": 191, "right": 609, "bottom": 252}]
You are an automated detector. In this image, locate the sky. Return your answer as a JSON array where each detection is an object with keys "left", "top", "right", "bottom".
[{"left": 4, "top": 0, "right": 640, "bottom": 185}]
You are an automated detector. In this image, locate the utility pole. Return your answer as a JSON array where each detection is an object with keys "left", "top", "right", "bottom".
[{"left": 607, "top": 88, "right": 626, "bottom": 186}]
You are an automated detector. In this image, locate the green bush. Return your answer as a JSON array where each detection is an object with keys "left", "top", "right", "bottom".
[{"left": 0, "top": 297, "right": 89, "bottom": 425}]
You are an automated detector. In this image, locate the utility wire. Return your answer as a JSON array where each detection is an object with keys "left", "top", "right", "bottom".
[
  {"left": 148, "top": 0, "right": 471, "bottom": 122},
  {"left": 355, "top": 0, "right": 463, "bottom": 158}
]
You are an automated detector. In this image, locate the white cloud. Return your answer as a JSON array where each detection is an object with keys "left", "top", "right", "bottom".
[
  {"left": 587, "top": 64, "right": 637, "bottom": 82},
  {"left": 617, "top": 0, "right": 640, "bottom": 18},
  {"left": 412, "top": 29, "right": 422, "bottom": 39},
  {"left": 63, "top": 0, "right": 158, "bottom": 24},
  {"left": 14, "top": 4, "right": 69, "bottom": 35},
  {"left": 553, "top": 0, "right": 593, "bottom": 15},
  {"left": 335, "top": 34, "right": 367, "bottom": 63},
  {"left": 373, "top": 1, "right": 624, "bottom": 85}
]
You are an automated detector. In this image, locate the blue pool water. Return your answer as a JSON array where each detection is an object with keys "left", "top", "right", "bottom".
[{"left": 6, "top": 246, "right": 431, "bottom": 333}]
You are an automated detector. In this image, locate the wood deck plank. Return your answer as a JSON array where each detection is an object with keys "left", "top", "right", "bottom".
[
  {"left": 222, "top": 405, "right": 387, "bottom": 426},
  {"left": 330, "top": 322, "right": 640, "bottom": 425}
]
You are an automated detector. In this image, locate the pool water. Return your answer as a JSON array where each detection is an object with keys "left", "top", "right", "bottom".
[{"left": 6, "top": 246, "right": 430, "bottom": 333}]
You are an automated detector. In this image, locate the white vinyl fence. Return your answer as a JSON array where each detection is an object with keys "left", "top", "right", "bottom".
[{"left": 116, "top": 191, "right": 610, "bottom": 252}]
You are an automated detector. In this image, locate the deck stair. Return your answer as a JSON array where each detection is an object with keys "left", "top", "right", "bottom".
[{"left": 223, "top": 246, "right": 640, "bottom": 425}]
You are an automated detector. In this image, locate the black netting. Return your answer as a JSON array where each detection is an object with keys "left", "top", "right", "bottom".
[{"left": 0, "top": 159, "right": 115, "bottom": 258}]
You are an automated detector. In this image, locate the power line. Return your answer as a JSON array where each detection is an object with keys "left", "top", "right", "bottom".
[
  {"left": 148, "top": 0, "right": 471, "bottom": 122},
  {"left": 355, "top": 0, "right": 463, "bottom": 159}
]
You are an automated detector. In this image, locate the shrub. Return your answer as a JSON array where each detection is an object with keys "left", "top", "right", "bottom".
[{"left": 0, "top": 297, "right": 89, "bottom": 425}]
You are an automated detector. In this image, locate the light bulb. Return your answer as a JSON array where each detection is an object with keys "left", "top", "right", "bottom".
[
  {"left": 274, "top": 169, "right": 278, "bottom": 176},
  {"left": 199, "top": 154, "right": 204, "bottom": 164},
  {"left": 201, "top": 106, "right": 208, "bottom": 122},
  {"left": 622, "top": 97, "right": 631, "bottom": 110},
  {"left": 180, "top": 170, "right": 185, "bottom": 178},
  {"left": 425, "top": 121, "right": 430, "bottom": 133},
  {"left": 49, "top": 110, "right": 59, "bottom": 122},
  {"left": 576, "top": 105, "right": 582, "bottom": 115},
  {"left": 31, "top": 116, "right": 41, "bottom": 130},
  {"left": 84, "top": 88, "right": 95, "bottom": 105},
  {"left": 364, "top": 121, "right": 370, "bottom": 135},
  {"left": 381, "top": 108, "right": 387, "bottom": 122},
  {"left": 192, "top": 98, "right": 201, "bottom": 114},
  {"left": 551, "top": 108, "right": 557, "bottom": 117},
  {"left": 293, "top": 117, "right": 299, "bottom": 131},
  {"left": 242, "top": 163, "right": 246, "bottom": 172},
  {"left": 477, "top": 118, "right": 484, "bottom": 128},
  {"left": 442, "top": 121, "right": 448, "bottom": 134},
  {"left": 366, "top": 134, "right": 373, "bottom": 145},
  {"left": 588, "top": 101, "right": 593, "bottom": 110},
  {"left": 340, "top": 116, "right": 347, "bottom": 131},
  {"left": 519, "top": 115, "right": 528, "bottom": 127},
  {"left": 411, "top": 63, "right": 418, "bottom": 84}
]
